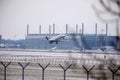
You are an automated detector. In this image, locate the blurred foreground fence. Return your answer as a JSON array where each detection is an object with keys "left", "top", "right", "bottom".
[{"left": 0, "top": 55, "right": 120, "bottom": 80}]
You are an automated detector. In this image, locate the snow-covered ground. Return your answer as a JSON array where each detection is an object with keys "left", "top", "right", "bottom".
[
  {"left": 0, "top": 49, "right": 120, "bottom": 59},
  {"left": 0, "top": 49, "right": 120, "bottom": 64}
]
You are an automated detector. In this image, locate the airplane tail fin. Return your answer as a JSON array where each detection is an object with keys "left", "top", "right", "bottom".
[{"left": 45, "top": 37, "right": 49, "bottom": 40}]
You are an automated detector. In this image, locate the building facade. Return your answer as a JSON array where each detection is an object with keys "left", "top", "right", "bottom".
[{"left": 25, "top": 24, "right": 118, "bottom": 50}]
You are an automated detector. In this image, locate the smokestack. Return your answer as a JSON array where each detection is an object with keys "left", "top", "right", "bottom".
[
  {"left": 66, "top": 24, "right": 68, "bottom": 34},
  {"left": 106, "top": 24, "right": 108, "bottom": 36},
  {"left": 82, "top": 23, "right": 84, "bottom": 35},
  {"left": 106, "top": 24, "right": 108, "bottom": 46},
  {"left": 95, "top": 23, "right": 98, "bottom": 47},
  {"left": 53, "top": 24, "right": 55, "bottom": 34},
  {"left": 39, "top": 24, "right": 41, "bottom": 34},
  {"left": 49, "top": 25, "right": 51, "bottom": 34},
  {"left": 27, "top": 24, "right": 29, "bottom": 35},
  {"left": 95, "top": 23, "right": 97, "bottom": 35},
  {"left": 76, "top": 24, "right": 78, "bottom": 34}
]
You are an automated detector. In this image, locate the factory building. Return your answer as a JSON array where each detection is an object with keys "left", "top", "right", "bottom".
[{"left": 25, "top": 24, "right": 118, "bottom": 50}]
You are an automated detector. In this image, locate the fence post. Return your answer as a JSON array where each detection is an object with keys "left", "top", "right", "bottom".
[
  {"left": 0, "top": 62, "right": 11, "bottom": 80},
  {"left": 38, "top": 63, "right": 50, "bottom": 80},
  {"left": 59, "top": 64, "right": 72, "bottom": 80},
  {"left": 18, "top": 62, "right": 29, "bottom": 80},
  {"left": 108, "top": 66, "right": 120, "bottom": 80},
  {"left": 82, "top": 65, "right": 95, "bottom": 80}
]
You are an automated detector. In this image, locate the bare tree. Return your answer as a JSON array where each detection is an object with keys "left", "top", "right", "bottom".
[
  {"left": 92, "top": 0, "right": 120, "bottom": 23},
  {"left": 100, "top": 0, "right": 120, "bottom": 16}
]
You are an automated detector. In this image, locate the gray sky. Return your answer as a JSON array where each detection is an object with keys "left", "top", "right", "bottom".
[{"left": 0, "top": 0, "right": 119, "bottom": 40}]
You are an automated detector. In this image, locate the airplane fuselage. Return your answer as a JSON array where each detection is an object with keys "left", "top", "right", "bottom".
[{"left": 46, "top": 34, "right": 65, "bottom": 44}]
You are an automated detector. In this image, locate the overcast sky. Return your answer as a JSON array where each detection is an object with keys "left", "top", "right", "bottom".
[{"left": 0, "top": 0, "right": 119, "bottom": 40}]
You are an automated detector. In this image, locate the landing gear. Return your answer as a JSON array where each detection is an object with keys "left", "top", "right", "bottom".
[{"left": 56, "top": 42, "right": 58, "bottom": 44}]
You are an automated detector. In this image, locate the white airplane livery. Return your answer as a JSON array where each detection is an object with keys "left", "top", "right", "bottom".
[{"left": 45, "top": 34, "right": 66, "bottom": 44}]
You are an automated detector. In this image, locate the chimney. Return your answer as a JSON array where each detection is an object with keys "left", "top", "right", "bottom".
[
  {"left": 66, "top": 24, "right": 68, "bottom": 34},
  {"left": 76, "top": 24, "right": 78, "bottom": 34},
  {"left": 82, "top": 23, "right": 84, "bottom": 35},
  {"left": 95, "top": 23, "right": 97, "bottom": 35},
  {"left": 49, "top": 25, "right": 51, "bottom": 34},
  {"left": 39, "top": 24, "right": 41, "bottom": 34},
  {"left": 106, "top": 24, "right": 108, "bottom": 46},
  {"left": 53, "top": 24, "right": 55, "bottom": 34},
  {"left": 27, "top": 24, "right": 29, "bottom": 35},
  {"left": 95, "top": 23, "right": 98, "bottom": 47},
  {"left": 106, "top": 24, "right": 108, "bottom": 36}
]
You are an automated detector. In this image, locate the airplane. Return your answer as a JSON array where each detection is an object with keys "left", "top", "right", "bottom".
[{"left": 45, "top": 34, "right": 66, "bottom": 44}]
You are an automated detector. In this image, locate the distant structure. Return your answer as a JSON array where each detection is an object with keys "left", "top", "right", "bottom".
[
  {"left": 0, "top": 35, "right": 1, "bottom": 44},
  {"left": 25, "top": 23, "right": 118, "bottom": 50}
]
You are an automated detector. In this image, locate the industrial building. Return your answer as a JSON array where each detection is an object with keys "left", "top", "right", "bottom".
[{"left": 25, "top": 24, "right": 118, "bottom": 50}]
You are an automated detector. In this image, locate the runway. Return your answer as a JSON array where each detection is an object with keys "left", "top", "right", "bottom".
[{"left": 0, "top": 48, "right": 120, "bottom": 59}]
